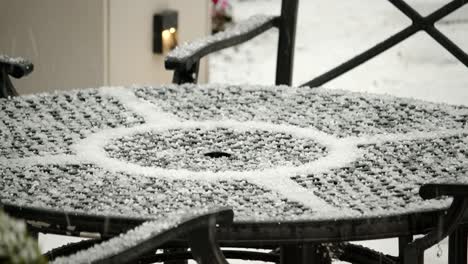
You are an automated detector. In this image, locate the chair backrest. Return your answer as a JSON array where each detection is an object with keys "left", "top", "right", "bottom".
[
  {"left": 243, "top": 0, "right": 468, "bottom": 87},
  {"left": 300, "top": 0, "right": 468, "bottom": 87},
  {"left": 275, "top": 0, "right": 468, "bottom": 87},
  {"left": 166, "top": 0, "right": 467, "bottom": 87},
  {"left": 164, "top": 0, "right": 299, "bottom": 86}
]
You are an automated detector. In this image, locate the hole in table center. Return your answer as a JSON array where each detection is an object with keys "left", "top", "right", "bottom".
[{"left": 203, "top": 151, "right": 232, "bottom": 158}]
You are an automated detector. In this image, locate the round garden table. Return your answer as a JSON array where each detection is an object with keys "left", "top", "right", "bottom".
[{"left": 1, "top": 84, "right": 468, "bottom": 263}]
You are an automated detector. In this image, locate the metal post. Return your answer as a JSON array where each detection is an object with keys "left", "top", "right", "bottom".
[
  {"left": 449, "top": 225, "right": 468, "bottom": 264},
  {"left": 275, "top": 0, "right": 298, "bottom": 86},
  {"left": 280, "top": 244, "right": 330, "bottom": 264},
  {"left": 403, "top": 247, "right": 424, "bottom": 264},
  {"left": 163, "top": 249, "right": 188, "bottom": 264},
  {"left": 399, "top": 235, "right": 413, "bottom": 260}
]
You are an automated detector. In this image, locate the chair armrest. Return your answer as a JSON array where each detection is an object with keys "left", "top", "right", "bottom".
[
  {"left": 0, "top": 54, "right": 33, "bottom": 78},
  {"left": 0, "top": 55, "right": 33, "bottom": 98},
  {"left": 420, "top": 181, "right": 468, "bottom": 200},
  {"left": 165, "top": 15, "right": 277, "bottom": 71},
  {"left": 402, "top": 180, "right": 468, "bottom": 262},
  {"left": 50, "top": 206, "right": 233, "bottom": 264}
]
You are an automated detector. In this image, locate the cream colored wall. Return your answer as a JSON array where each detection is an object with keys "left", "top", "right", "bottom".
[
  {"left": 107, "top": 0, "right": 170, "bottom": 86},
  {"left": 0, "top": 0, "right": 210, "bottom": 94},
  {"left": 0, "top": 0, "right": 106, "bottom": 94},
  {"left": 108, "top": 0, "right": 210, "bottom": 86}
]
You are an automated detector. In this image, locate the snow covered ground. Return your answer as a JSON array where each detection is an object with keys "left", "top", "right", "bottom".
[{"left": 39, "top": 0, "right": 467, "bottom": 263}]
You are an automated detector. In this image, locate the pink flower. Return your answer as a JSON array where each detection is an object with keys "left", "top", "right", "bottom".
[{"left": 212, "top": 0, "right": 229, "bottom": 11}]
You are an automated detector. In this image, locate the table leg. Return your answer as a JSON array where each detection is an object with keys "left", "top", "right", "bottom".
[
  {"left": 26, "top": 226, "right": 39, "bottom": 240},
  {"left": 163, "top": 248, "right": 188, "bottom": 264},
  {"left": 449, "top": 225, "right": 468, "bottom": 264},
  {"left": 280, "top": 244, "right": 331, "bottom": 264},
  {"left": 400, "top": 235, "right": 425, "bottom": 264},
  {"left": 30, "top": 231, "right": 39, "bottom": 240},
  {"left": 403, "top": 247, "right": 424, "bottom": 264},
  {"left": 399, "top": 235, "right": 413, "bottom": 260}
]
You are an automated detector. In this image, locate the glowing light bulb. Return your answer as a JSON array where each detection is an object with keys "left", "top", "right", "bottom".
[
  {"left": 169, "top": 27, "right": 176, "bottom": 34},
  {"left": 162, "top": 29, "right": 171, "bottom": 40}
]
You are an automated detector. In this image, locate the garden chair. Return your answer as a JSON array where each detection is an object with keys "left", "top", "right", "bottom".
[
  {"left": 1, "top": 206, "right": 233, "bottom": 264},
  {"left": 0, "top": 54, "right": 34, "bottom": 98},
  {"left": 165, "top": 0, "right": 468, "bottom": 87},
  {"left": 164, "top": 0, "right": 468, "bottom": 263}
]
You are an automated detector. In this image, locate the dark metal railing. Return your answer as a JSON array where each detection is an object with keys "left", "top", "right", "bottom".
[{"left": 301, "top": 0, "right": 468, "bottom": 88}]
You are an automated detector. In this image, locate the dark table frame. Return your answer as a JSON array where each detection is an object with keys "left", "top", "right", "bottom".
[{"left": 3, "top": 184, "right": 468, "bottom": 264}]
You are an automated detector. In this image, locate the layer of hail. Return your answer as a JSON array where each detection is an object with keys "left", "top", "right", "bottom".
[{"left": 1, "top": 84, "right": 467, "bottom": 222}]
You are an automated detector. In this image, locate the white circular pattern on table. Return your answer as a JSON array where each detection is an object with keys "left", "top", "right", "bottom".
[
  {"left": 104, "top": 125, "right": 328, "bottom": 172},
  {"left": 1, "top": 84, "right": 468, "bottom": 222}
]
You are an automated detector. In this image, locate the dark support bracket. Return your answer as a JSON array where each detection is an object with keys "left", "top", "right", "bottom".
[
  {"left": 0, "top": 67, "right": 19, "bottom": 98},
  {"left": 172, "top": 62, "right": 200, "bottom": 84},
  {"left": 188, "top": 215, "right": 229, "bottom": 264},
  {"left": 402, "top": 184, "right": 468, "bottom": 264},
  {"left": 0, "top": 55, "right": 33, "bottom": 98}
]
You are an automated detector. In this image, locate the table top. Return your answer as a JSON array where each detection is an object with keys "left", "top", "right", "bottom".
[{"left": 1, "top": 84, "right": 468, "bottom": 240}]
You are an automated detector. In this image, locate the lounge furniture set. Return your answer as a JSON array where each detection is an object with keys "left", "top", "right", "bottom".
[{"left": 1, "top": 0, "right": 468, "bottom": 263}]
